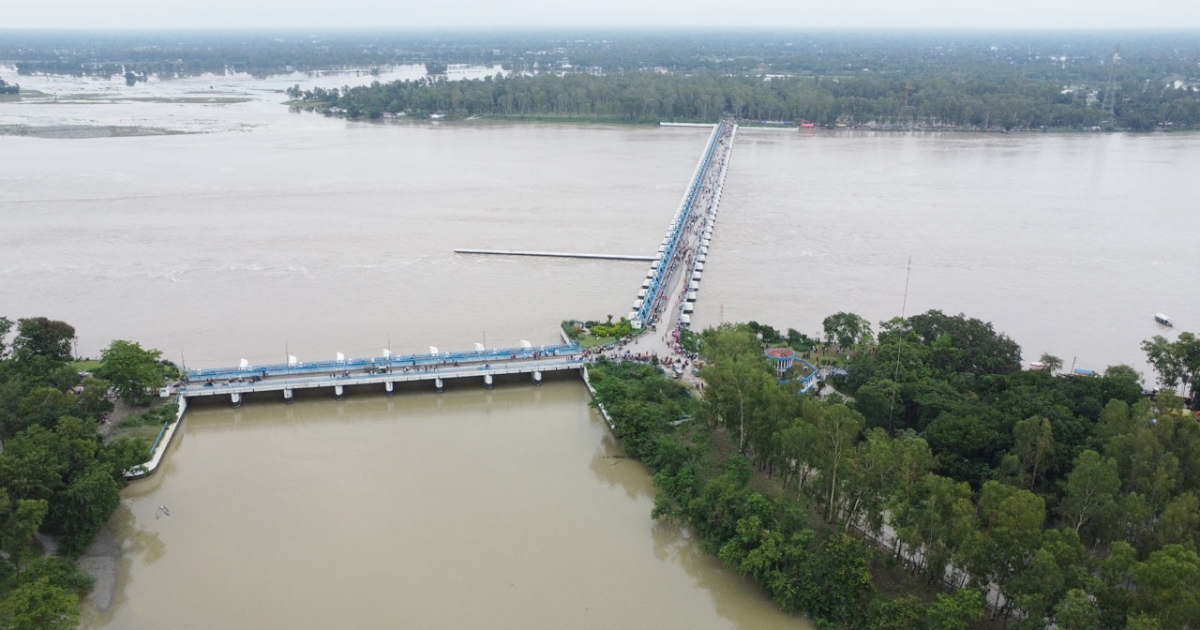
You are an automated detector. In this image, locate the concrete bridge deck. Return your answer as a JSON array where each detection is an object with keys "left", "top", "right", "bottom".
[{"left": 180, "top": 355, "right": 585, "bottom": 401}]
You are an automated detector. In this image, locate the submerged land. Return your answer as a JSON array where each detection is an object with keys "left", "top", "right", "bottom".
[
  {"left": 2, "top": 27, "right": 1199, "bottom": 630},
  {"left": 2, "top": 29, "right": 1200, "bottom": 130}
]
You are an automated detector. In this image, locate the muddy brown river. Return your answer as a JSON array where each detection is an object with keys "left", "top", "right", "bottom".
[{"left": 2, "top": 68, "right": 1196, "bottom": 629}]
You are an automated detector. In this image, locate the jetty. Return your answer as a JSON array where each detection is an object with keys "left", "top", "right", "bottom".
[
  {"left": 454, "top": 249, "right": 656, "bottom": 262},
  {"left": 633, "top": 119, "right": 736, "bottom": 332}
]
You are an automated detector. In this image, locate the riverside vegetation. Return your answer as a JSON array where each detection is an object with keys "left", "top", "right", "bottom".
[
  {"left": 588, "top": 311, "right": 1200, "bottom": 630},
  {"left": 4, "top": 29, "right": 1198, "bottom": 130},
  {"left": 0, "top": 317, "right": 174, "bottom": 629},
  {"left": 288, "top": 69, "right": 1200, "bottom": 131}
]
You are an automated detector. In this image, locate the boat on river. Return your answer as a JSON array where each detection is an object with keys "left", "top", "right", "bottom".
[{"left": 1155, "top": 313, "right": 1173, "bottom": 327}]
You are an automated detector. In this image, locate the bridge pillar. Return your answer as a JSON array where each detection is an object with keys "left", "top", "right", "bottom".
[
  {"left": 533, "top": 371, "right": 542, "bottom": 386},
  {"left": 435, "top": 378, "right": 443, "bottom": 393},
  {"left": 334, "top": 385, "right": 344, "bottom": 401},
  {"left": 283, "top": 388, "right": 293, "bottom": 404},
  {"left": 385, "top": 381, "right": 394, "bottom": 396},
  {"left": 231, "top": 392, "right": 242, "bottom": 408},
  {"left": 484, "top": 374, "right": 493, "bottom": 390}
]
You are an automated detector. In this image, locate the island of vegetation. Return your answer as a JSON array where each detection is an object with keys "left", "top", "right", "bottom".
[
  {"left": 0, "top": 317, "right": 179, "bottom": 629},
  {"left": 587, "top": 310, "right": 1200, "bottom": 630},
  {"left": 2, "top": 30, "right": 1199, "bottom": 130}
]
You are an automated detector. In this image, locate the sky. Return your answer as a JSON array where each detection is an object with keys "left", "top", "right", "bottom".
[{"left": 4, "top": 0, "right": 1200, "bottom": 30}]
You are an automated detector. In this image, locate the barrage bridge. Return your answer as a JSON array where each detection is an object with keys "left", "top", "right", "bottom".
[
  {"left": 180, "top": 343, "right": 585, "bottom": 405},
  {"left": 134, "top": 120, "right": 739, "bottom": 478},
  {"left": 174, "top": 119, "right": 737, "bottom": 408}
]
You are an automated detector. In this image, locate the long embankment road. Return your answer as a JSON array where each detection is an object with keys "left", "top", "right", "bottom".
[{"left": 454, "top": 249, "right": 656, "bottom": 262}]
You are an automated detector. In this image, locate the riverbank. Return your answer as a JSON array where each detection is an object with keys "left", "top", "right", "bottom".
[
  {"left": 283, "top": 103, "right": 1159, "bottom": 134},
  {"left": 581, "top": 358, "right": 982, "bottom": 628}
]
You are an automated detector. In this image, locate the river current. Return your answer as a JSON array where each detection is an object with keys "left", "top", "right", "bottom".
[{"left": 1, "top": 68, "right": 1197, "bottom": 629}]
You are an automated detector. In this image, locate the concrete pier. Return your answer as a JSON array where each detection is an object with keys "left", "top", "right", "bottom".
[
  {"left": 455, "top": 249, "right": 656, "bottom": 262},
  {"left": 632, "top": 120, "right": 735, "bottom": 330}
]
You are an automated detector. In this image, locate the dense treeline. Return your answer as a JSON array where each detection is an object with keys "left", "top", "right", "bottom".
[
  {"left": 589, "top": 357, "right": 985, "bottom": 629},
  {"left": 0, "top": 317, "right": 157, "bottom": 629},
  {"left": 299, "top": 70, "right": 1200, "bottom": 130},
  {"left": 5, "top": 29, "right": 1200, "bottom": 129},
  {"left": 5, "top": 29, "right": 1199, "bottom": 82},
  {"left": 591, "top": 311, "right": 1200, "bottom": 629}
]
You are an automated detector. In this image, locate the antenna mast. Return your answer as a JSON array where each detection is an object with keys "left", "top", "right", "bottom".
[{"left": 886, "top": 256, "right": 913, "bottom": 435}]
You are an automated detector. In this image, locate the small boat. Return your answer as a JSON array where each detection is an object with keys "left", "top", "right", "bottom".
[{"left": 1155, "top": 313, "right": 1173, "bottom": 327}]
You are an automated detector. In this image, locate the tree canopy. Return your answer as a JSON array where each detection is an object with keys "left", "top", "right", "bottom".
[{"left": 0, "top": 316, "right": 152, "bottom": 627}]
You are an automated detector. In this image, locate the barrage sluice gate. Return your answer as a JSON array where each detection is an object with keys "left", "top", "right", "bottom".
[{"left": 179, "top": 344, "right": 586, "bottom": 408}]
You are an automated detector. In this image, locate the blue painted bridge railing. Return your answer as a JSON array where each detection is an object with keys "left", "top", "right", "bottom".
[
  {"left": 185, "top": 342, "right": 583, "bottom": 382},
  {"left": 637, "top": 120, "right": 726, "bottom": 325}
]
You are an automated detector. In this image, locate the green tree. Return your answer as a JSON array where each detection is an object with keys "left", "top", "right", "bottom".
[
  {"left": 48, "top": 462, "right": 121, "bottom": 555},
  {"left": 892, "top": 473, "right": 975, "bottom": 582},
  {"left": 1132, "top": 544, "right": 1200, "bottom": 629},
  {"left": 822, "top": 312, "right": 873, "bottom": 349},
  {"left": 964, "top": 481, "right": 1045, "bottom": 613},
  {"left": 1039, "top": 353, "right": 1063, "bottom": 374},
  {"left": 1054, "top": 588, "right": 1101, "bottom": 630},
  {"left": 94, "top": 340, "right": 164, "bottom": 405},
  {"left": 11, "top": 318, "right": 75, "bottom": 362},
  {"left": 7, "top": 387, "right": 81, "bottom": 437},
  {"left": 76, "top": 376, "right": 114, "bottom": 418},
  {"left": 841, "top": 428, "right": 895, "bottom": 534},
  {"left": 0, "top": 578, "right": 80, "bottom": 630},
  {"left": 1125, "top": 614, "right": 1164, "bottom": 630},
  {"left": 1142, "top": 332, "right": 1200, "bottom": 408},
  {"left": 1156, "top": 492, "right": 1200, "bottom": 552},
  {"left": 864, "top": 596, "right": 927, "bottom": 630},
  {"left": 0, "top": 316, "right": 13, "bottom": 359},
  {"left": 1012, "top": 416, "right": 1055, "bottom": 490},
  {"left": 0, "top": 491, "right": 48, "bottom": 576},
  {"left": 926, "top": 589, "right": 985, "bottom": 630},
  {"left": 811, "top": 403, "right": 864, "bottom": 523},
  {"left": 698, "top": 326, "right": 773, "bottom": 452},
  {"left": 1059, "top": 449, "right": 1120, "bottom": 538}
]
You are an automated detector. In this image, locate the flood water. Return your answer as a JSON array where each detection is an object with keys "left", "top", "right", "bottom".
[
  {"left": 83, "top": 383, "right": 797, "bottom": 629},
  {"left": 695, "top": 128, "right": 1200, "bottom": 375},
  {"left": 2, "top": 71, "right": 1198, "bottom": 629}
]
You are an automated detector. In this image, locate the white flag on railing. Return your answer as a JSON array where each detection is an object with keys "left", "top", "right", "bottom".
[
  {"left": 288, "top": 355, "right": 298, "bottom": 367},
  {"left": 336, "top": 352, "right": 345, "bottom": 363},
  {"left": 429, "top": 346, "right": 439, "bottom": 356}
]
